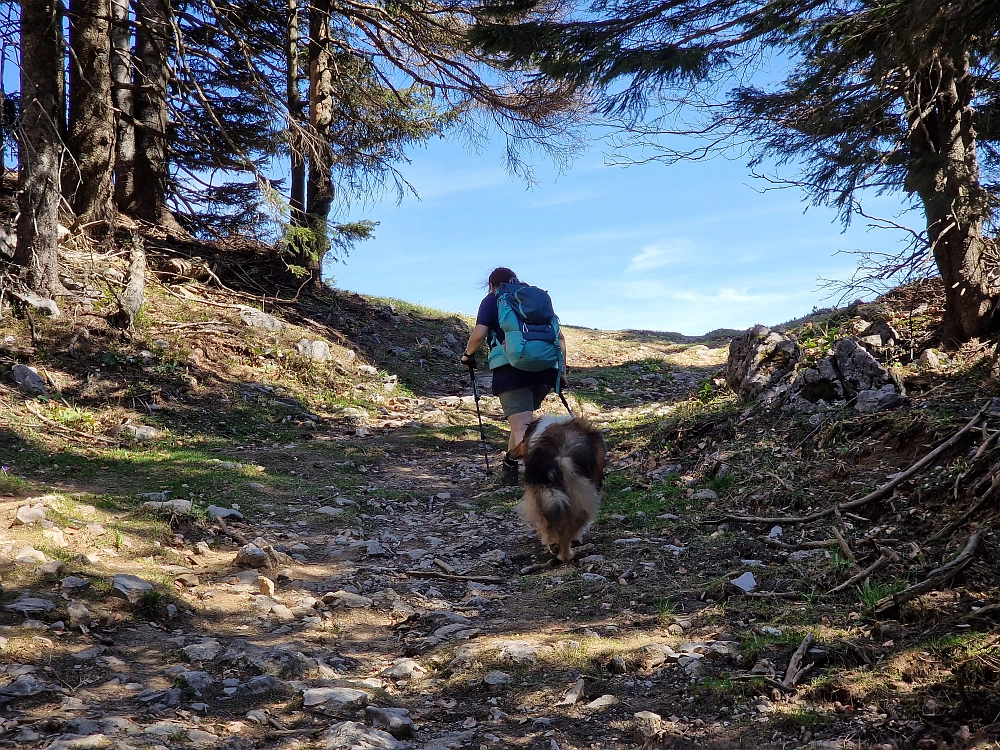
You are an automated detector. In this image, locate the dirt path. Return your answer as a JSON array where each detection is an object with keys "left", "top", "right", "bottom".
[{"left": 1, "top": 335, "right": 760, "bottom": 750}]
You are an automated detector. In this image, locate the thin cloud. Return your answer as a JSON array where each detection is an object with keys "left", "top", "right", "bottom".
[{"left": 626, "top": 242, "right": 689, "bottom": 272}]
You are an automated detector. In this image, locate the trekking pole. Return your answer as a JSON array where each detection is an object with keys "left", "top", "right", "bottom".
[
  {"left": 468, "top": 364, "right": 492, "bottom": 475},
  {"left": 558, "top": 391, "right": 574, "bottom": 417},
  {"left": 557, "top": 369, "right": 574, "bottom": 417}
]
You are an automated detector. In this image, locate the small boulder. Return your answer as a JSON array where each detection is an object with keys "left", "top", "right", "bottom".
[
  {"left": 14, "top": 503, "right": 47, "bottom": 525},
  {"left": 117, "top": 424, "right": 162, "bottom": 441},
  {"left": 366, "top": 707, "right": 415, "bottom": 739},
  {"left": 303, "top": 686, "right": 369, "bottom": 711},
  {"left": 109, "top": 574, "right": 154, "bottom": 604},
  {"left": 183, "top": 640, "right": 221, "bottom": 662},
  {"left": 5, "top": 596, "right": 56, "bottom": 614},
  {"left": 68, "top": 602, "right": 92, "bottom": 629},
  {"left": 726, "top": 325, "right": 801, "bottom": 402},
  {"left": 296, "top": 339, "right": 333, "bottom": 362},
  {"left": 919, "top": 349, "right": 941, "bottom": 370},
  {"left": 239, "top": 306, "right": 287, "bottom": 331},
  {"left": 12, "top": 364, "right": 47, "bottom": 396},
  {"left": 634, "top": 711, "right": 663, "bottom": 743},
  {"left": 855, "top": 384, "right": 904, "bottom": 414},
  {"left": 322, "top": 721, "right": 404, "bottom": 750},
  {"left": 206, "top": 505, "right": 244, "bottom": 521}
]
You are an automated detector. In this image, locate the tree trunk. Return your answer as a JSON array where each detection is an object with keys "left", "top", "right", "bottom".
[
  {"left": 15, "top": 0, "right": 65, "bottom": 297},
  {"left": 66, "top": 0, "right": 116, "bottom": 228},
  {"left": 904, "top": 53, "right": 999, "bottom": 343},
  {"left": 129, "top": 0, "right": 184, "bottom": 233},
  {"left": 287, "top": 0, "right": 305, "bottom": 228},
  {"left": 111, "top": 0, "right": 135, "bottom": 211},
  {"left": 304, "top": 0, "right": 334, "bottom": 284}
]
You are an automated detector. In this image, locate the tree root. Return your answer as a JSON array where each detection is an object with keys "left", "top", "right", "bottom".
[
  {"left": 874, "top": 531, "right": 983, "bottom": 615},
  {"left": 711, "top": 401, "right": 993, "bottom": 526}
]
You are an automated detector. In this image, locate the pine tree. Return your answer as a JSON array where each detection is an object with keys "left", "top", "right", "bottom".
[
  {"left": 471, "top": 0, "right": 1000, "bottom": 342},
  {"left": 14, "top": 0, "right": 64, "bottom": 296}
]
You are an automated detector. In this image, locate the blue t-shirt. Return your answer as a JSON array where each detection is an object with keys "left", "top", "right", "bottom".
[{"left": 476, "top": 293, "right": 558, "bottom": 395}]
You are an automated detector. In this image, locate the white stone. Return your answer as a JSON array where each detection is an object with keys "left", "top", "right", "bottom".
[
  {"left": 483, "top": 671, "right": 512, "bottom": 686},
  {"left": 303, "top": 687, "right": 369, "bottom": 710},
  {"left": 14, "top": 503, "right": 47, "bottom": 525},
  {"left": 586, "top": 694, "right": 619, "bottom": 711},
  {"left": 322, "top": 721, "right": 404, "bottom": 749},
  {"left": 183, "top": 640, "right": 222, "bottom": 662}
]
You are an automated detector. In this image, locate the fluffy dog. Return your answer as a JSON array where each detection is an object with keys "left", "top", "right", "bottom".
[{"left": 510, "top": 415, "right": 607, "bottom": 562}]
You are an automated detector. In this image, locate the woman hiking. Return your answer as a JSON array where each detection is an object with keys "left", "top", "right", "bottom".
[{"left": 461, "top": 267, "right": 567, "bottom": 486}]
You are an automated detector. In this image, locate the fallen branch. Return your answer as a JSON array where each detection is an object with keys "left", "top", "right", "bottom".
[
  {"left": 714, "top": 402, "right": 992, "bottom": 526},
  {"left": 216, "top": 516, "right": 251, "bottom": 546},
  {"left": 617, "top": 562, "right": 639, "bottom": 586},
  {"left": 932, "top": 476, "right": 1000, "bottom": 540},
  {"left": 825, "top": 549, "right": 899, "bottom": 597},
  {"left": 831, "top": 527, "right": 856, "bottom": 563},
  {"left": 23, "top": 402, "right": 118, "bottom": 444},
  {"left": 962, "top": 602, "right": 1000, "bottom": 621},
  {"left": 519, "top": 559, "right": 562, "bottom": 575},
  {"left": 783, "top": 632, "right": 815, "bottom": 688},
  {"left": 405, "top": 570, "right": 505, "bottom": 583},
  {"left": 874, "top": 531, "right": 983, "bottom": 615},
  {"left": 433, "top": 558, "right": 456, "bottom": 575}
]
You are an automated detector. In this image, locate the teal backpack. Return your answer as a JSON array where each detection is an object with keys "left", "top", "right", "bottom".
[{"left": 488, "top": 282, "right": 563, "bottom": 375}]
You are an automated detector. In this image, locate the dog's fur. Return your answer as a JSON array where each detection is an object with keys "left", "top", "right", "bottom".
[{"left": 510, "top": 415, "right": 607, "bottom": 562}]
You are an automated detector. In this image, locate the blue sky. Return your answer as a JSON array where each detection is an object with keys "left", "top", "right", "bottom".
[{"left": 327, "top": 136, "right": 917, "bottom": 336}]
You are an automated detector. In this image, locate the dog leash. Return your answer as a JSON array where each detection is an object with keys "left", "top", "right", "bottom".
[{"left": 467, "top": 364, "right": 492, "bottom": 475}]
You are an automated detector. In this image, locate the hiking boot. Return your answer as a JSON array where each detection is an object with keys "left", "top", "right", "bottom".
[{"left": 501, "top": 458, "right": 519, "bottom": 487}]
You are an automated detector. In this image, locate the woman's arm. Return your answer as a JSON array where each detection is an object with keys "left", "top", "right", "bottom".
[{"left": 462, "top": 324, "right": 491, "bottom": 363}]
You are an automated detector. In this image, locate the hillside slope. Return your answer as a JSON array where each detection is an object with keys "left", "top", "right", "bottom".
[{"left": 1, "top": 241, "right": 999, "bottom": 750}]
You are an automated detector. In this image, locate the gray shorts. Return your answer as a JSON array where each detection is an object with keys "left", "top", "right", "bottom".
[{"left": 498, "top": 384, "right": 552, "bottom": 418}]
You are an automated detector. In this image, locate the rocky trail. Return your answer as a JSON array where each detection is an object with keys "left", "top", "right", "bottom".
[{"left": 2, "top": 270, "right": 1000, "bottom": 750}]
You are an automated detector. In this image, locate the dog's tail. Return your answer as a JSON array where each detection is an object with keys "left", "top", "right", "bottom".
[{"left": 539, "top": 456, "right": 601, "bottom": 561}]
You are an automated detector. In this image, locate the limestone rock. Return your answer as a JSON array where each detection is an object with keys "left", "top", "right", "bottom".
[
  {"left": 585, "top": 694, "right": 619, "bottom": 711},
  {"left": 14, "top": 546, "right": 47, "bottom": 567},
  {"left": 184, "top": 640, "right": 222, "bottom": 662},
  {"left": 322, "top": 590, "right": 373, "bottom": 608},
  {"left": 366, "top": 706, "right": 415, "bottom": 739},
  {"left": 12, "top": 364, "right": 47, "bottom": 396},
  {"left": 233, "top": 543, "right": 291, "bottom": 570},
  {"left": 206, "top": 505, "right": 244, "bottom": 521},
  {"left": 380, "top": 658, "right": 427, "bottom": 681},
  {"left": 726, "top": 325, "right": 801, "bottom": 402},
  {"left": 14, "top": 503, "right": 47, "bottom": 525},
  {"left": 6, "top": 596, "right": 56, "bottom": 614},
  {"left": 68, "top": 602, "right": 92, "bottom": 629},
  {"left": 322, "top": 721, "right": 404, "bottom": 750},
  {"left": 178, "top": 670, "right": 214, "bottom": 696},
  {"left": 117, "top": 424, "right": 162, "bottom": 441},
  {"left": 919, "top": 349, "right": 941, "bottom": 370},
  {"left": 855, "top": 384, "right": 905, "bottom": 414},
  {"left": 109, "top": 574, "right": 154, "bottom": 604},
  {"left": 634, "top": 711, "right": 663, "bottom": 743},
  {"left": 9, "top": 290, "right": 60, "bottom": 317},
  {"left": 303, "top": 686, "right": 369, "bottom": 711},
  {"left": 239, "top": 306, "right": 286, "bottom": 331},
  {"left": 296, "top": 339, "right": 333, "bottom": 362},
  {"left": 483, "top": 671, "right": 512, "bottom": 686}
]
